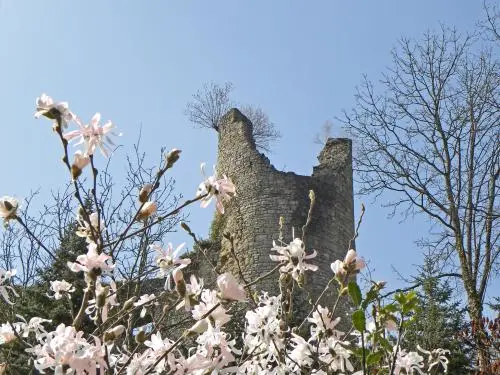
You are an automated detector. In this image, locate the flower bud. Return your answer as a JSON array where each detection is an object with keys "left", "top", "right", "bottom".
[
  {"left": 104, "top": 325, "right": 125, "bottom": 343},
  {"left": 0, "top": 196, "right": 19, "bottom": 223},
  {"left": 71, "top": 151, "right": 90, "bottom": 180},
  {"left": 188, "top": 319, "right": 208, "bottom": 336},
  {"left": 173, "top": 269, "right": 186, "bottom": 297},
  {"left": 166, "top": 148, "right": 181, "bottom": 169},
  {"left": 217, "top": 272, "right": 246, "bottom": 302},
  {"left": 96, "top": 286, "right": 109, "bottom": 308},
  {"left": 137, "top": 201, "right": 157, "bottom": 221},
  {"left": 135, "top": 329, "right": 147, "bottom": 344},
  {"left": 180, "top": 222, "right": 191, "bottom": 233},
  {"left": 122, "top": 296, "right": 137, "bottom": 311},
  {"left": 138, "top": 184, "right": 153, "bottom": 203}
]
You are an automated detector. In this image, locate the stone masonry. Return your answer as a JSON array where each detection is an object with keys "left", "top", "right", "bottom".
[{"left": 212, "top": 108, "right": 355, "bottom": 308}]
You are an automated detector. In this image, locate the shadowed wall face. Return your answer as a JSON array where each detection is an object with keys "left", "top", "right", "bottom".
[{"left": 214, "top": 108, "right": 354, "bottom": 305}]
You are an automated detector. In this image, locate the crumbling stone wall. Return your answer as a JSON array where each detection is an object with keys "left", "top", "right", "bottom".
[{"left": 213, "top": 108, "right": 355, "bottom": 305}]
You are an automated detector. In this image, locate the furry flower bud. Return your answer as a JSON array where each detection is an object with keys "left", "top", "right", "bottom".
[
  {"left": 138, "top": 184, "right": 153, "bottom": 203},
  {"left": 166, "top": 148, "right": 181, "bottom": 169}
]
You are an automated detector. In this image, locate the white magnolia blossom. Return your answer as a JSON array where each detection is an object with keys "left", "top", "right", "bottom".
[
  {"left": 192, "top": 289, "right": 231, "bottom": 326},
  {"left": 0, "top": 323, "right": 17, "bottom": 344},
  {"left": 0, "top": 196, "right": 19, "bottom": 224},
  {"left": 76, "top": 212, "right": 103, "bottom": 243},
  {"left": 0, "top": 268, "right": 18, "bottom": 304},
  {"left": 216, "top": 272, "right": 246, "bottom": 301},
  {"left": 134, "top": 294, "right": 158, "bottom": 318},
  {"left": 0, "top": 95, "right": 454, "bottom": 375},
  {"left": 26, "top": 324, "right": 107, "bottom": 374},
  {"left": 152, "top": 242, "right": 191, "bottom": 289},
  {"left": 63, "top": 112, "right": 120, "bottom": 157},
  {"left": 34, "top": 93, "right": 75, "bottom": 129},
  {"left": 270, "top": 238, "right": 318, "bottom": 281},
  {"left": 48, "top": 280, "right": 75, "bottom": 300},
  {"left": 67, "top": 242, "right": 114, "bottom": 277},
  {"left": 196, "top": 163, "right": 236, "bottom": 214},
  {"left": 86, "top": 279, "right": 119, "bottom": 323}
]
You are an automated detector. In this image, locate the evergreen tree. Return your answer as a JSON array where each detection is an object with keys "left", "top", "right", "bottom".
[
  {"left": 403, "top": 256, "right": 471, "bottom": 374},
  {"left": 0, "top": 214, "right": 89, "bottom": 373}
]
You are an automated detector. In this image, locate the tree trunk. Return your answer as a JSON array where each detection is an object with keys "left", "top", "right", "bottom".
[{"left": 466, "top": 291, "right": 490, "bottom": 372}]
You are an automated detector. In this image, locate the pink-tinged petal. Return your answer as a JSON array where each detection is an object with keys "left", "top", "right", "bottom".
[
  {"left": 344, "top": 249, "right": 357, "bottom": 264},
  {"left": 34, "top": 109, "right": 48, "bottom": 119},
  {"left": 304, "top": 249, "right": 318, "bottom": 259},
  {"left": 102, "top": 121, "right": 114, "bottom": 134},
  {"left": 216, "top": 199, "right": 225, "bottom": 214},
  {"left": 330, "top": 260, "right": 345, "bottom": 276},
  {"left": 200, "top": 197, "right": 212, "bottom": 208},
  {"left": 172, "top": 243, "right": 186, "bottom": 258},
  {"left": 304, "top": 264, "right": 319, "bottom": 272},
  {"left": 355, "top": 257, "right": 366, "bottom": 271},
  {"left": 269, "top": 254, "right": 287, "bottom": 262},
  {"left": 177, "top": 258, "right": 191, "bottom": 267},
  {"left": 0, "top": 287, "right": 13, "bottom": 304},
  {"left": 63, "top": 130, "right": 81, "bottom": 141},
  {"left": 91, "top": 113, "right": 101, "bottom": 127}
]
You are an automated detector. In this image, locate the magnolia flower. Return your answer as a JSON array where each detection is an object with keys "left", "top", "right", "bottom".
[
  {"left": 76, "top": 212, "right": 103, "bottom": 243},
  {"left": 15, "top": 315, "right": 51, "bottom": 339},
  {"left": 417, "top": 346, "right": 450, "bottom": 372},
  {"left": 63, "top": 112, "right": 120, "bottom": 157},
  {"left": 152, "top": 243, "right": 191, "bottom": 282},
  {"left": 344, "top": 249, "right": 366, "bottom": 271},
  {"left": 192, "top": 289, "right": 231, "bottom": 326},
  {"left": 26, "top": 323, "right": 107, "bottom": 374},
  {"left": 289, "top": 333, "right": 314, "bottom": 369},
  {"left": 330, "top": 260, "right": 346, "bottom": 277},
  {"left": 34, "top": 93, "right": 74, "bottom": 129},
  {"left": 137, "top": 201, "right": 157, "bottom": 221},
  {"left": 270, "top": 238, "right": 318, "bottom": 282},
  {"left": 48, "top": 280, "right": 75, "bottom": 300},
  {"left": 67, "top": 242, "right": 114, "bottom": 277},
  {"left": 71, "top": 151, "right": 90, "bottom": 180},
  {"left": 0, "top": 268, "right": 18, "bottom": 304},
  {"left": 134, "top": 294, "right": 157, "bottom": 318},
  {"left": 318, "top": 337, "right": 355, "bottom": 373},
  {"left": 196, "top": 323, "right": 239, "bottom": 371},
  {"left": 0, "top": 196, "right": 19, "bottom": 224},
  {"left": 393, "top": 349, "right": 424, "bottom": 375},
  {"left": 144, "top": 332, "right": 176, "bottom": 371},
  {"left": 217, "top": 272, "right": 246, "bottom": 301},
  {"left": 0, "top": 323, "right": 17, "bottom": 344},
  {"left": 86, "top": 280, "right": 119, "bottom": 322},
  {"left": 331, "top": 249, "right": 365, "bottom": 278},
  {"left": 177, "top": 274, "right": 204, "bottom": 311},
  {"left": 196, "top": 163, "right": 236, "bottom": 214},
  {"left": 307, "top": 305, "right": 343, "bottom": 340}
]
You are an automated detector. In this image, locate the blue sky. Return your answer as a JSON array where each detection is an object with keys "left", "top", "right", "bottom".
[{"left": 0, "top": 1, "right": 493, "bottom": 299}]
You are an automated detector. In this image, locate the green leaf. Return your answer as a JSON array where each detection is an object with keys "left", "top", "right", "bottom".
[
  {"left": 348, "top": 280, "right": 362, "bottom": 307},
  {"left": 366, "top": 351, "right": 383, "bottom": 366},
  {"left": 352, "top": 309, "right": 366, "bottom": 331},
  {"left": 361, "top": 286, "right": 379, "bottom": 309},
  {"left": 382, "top": 303, "right": 398, "bottom": 313},
  {"left": 376, "top": 335, "right": 393, "bottom": 351}
]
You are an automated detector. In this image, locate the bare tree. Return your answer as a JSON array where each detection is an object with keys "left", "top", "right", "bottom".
[
  {"left": 313, "top": 120, "right": 334, "bottom": 146},
  {"left": 185, "top": 82, "right": 233, "bottom": 131},
  {"left": 240, "top": 105, "right": 281, "bottom": 153},
  {"left": 480, "top": 0, "right": 500, "bottom": 41},
  {"left": 185, "top": 82, "right": 281, "bottom": 152},
  {"left": 341, "top": 26, "right": 499, "bottom": 371}
]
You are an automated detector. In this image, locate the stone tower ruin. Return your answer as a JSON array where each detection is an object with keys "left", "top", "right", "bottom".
[{"left": 211, "top": 108, "right": 355, "bottom": 302}]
